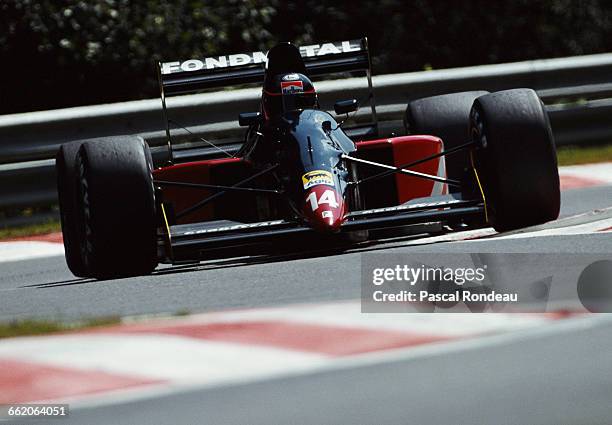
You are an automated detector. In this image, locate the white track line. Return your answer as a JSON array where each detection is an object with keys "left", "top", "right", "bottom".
[
  {"left": 559, "top": 162, "right": 612, "bottom": 185},
  {"left": 0, "top": 241, "right": 64, "bottom": 263},
  {"left": 0, "top": 333, "right": 327, "bottom": 384},
  {"left": 489, "top": 217, "right": 612, "bottom": 240}
]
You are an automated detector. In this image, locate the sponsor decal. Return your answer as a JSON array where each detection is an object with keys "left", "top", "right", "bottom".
[
  {"left": 302, "top": 170, "right": 334, "bottom": 190},
  {"left": 349, "top": 199, "right": 464, "bottom": 217},
  {"left": 282, "top": 73, "right": 300, "bottom": 81},
  {"left": 161, "top": 40, "right": 363, "bottom": 75},
  {"left": 300, "top": 40, "right": 361, "bottom": 57},
  {"left": 182, "top": 220, "right": 285, "bottom": 236},
  {"left": 281, "top": 80, "right": 303, "bottom": 94}
]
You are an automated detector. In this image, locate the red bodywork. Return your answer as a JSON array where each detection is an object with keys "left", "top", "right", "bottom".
[{"left": 153, "top": 135, "right": 446, "bottom": 226}]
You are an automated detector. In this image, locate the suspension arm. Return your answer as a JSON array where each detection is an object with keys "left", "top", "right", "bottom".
[
  {"left": 357, "top": 140, "right": 476, "bottom": 185},
  {"left": 154, "top": 180, "right": 281, "bottom": 195},
  {"left": 176, "top": 163, "right": 279, "bottom": 219},
  {"left": 341, "top": 154, "right": 461, "bottom": 187}
]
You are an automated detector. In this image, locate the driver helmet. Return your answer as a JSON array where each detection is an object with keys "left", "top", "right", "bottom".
[{"left": 263, "top": 73, "right": 317, "bottom": 118}]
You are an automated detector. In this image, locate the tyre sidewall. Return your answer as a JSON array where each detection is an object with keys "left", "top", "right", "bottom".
[
  {"left": 471, "top": 89, "right": 560, "bottom": 231},
  {"left": 76, "top": 137, "right": 157, "bottom": 278},
  {"left": 56, "top": 142, "right": 88, "bottom": 276}
]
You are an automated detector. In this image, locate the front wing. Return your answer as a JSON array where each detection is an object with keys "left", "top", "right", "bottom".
[{"left": 161, "top": 196, "right": 485, "bottom": 263}]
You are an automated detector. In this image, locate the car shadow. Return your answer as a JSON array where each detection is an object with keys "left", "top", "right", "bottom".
[
  {"left": 21, "top": 277, "right": 97, "bottom": 289},
  {"left": 150, "top": 231, "right": 445, "bottom": 277},
  {"left": 28, "top": 230, "right": 457, "bottom": 288}
]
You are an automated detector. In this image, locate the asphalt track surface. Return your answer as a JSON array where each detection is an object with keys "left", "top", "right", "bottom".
[{"left": 2, "top": 184, "right": 612, "bottom": 425}]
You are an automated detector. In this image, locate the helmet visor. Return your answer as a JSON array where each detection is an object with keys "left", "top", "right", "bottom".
[{"left": 282, "top": 92, "right": 316, "bottom": 112}]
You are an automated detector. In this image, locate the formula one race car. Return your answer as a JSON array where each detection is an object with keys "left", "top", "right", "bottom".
[{"left": 56, "top": 38, "right": 560, "bottom": 279}]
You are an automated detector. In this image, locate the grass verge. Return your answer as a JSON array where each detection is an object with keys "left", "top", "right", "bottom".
[
  {"left": 0, "top": 317, "right": 120, "bottom": 339},
  {"left": 557, "top": 144, "right": 612, "bottom": 166},
  {"left": 0, "top": 219, "right": 61, "bottom": 240}
]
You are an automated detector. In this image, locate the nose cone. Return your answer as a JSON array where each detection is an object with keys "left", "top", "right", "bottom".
[{"left": 302, "top": 186, "right": 346, "bottom": 232}]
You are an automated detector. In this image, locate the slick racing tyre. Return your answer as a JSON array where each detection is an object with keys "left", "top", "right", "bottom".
[
  {"left": 56, "top": 141, "right": 88, "bottom": 277},
  {"left": 405, "top": 91, "right": 489, "bottom": 190},
  {"left": 74, "top": 136, "right": 158, "bottom": 278},
  {"left": 470, "top": 89, "right": 560, "bottom": 232}
]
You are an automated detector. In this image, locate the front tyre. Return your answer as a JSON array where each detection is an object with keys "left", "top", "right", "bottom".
[
  {"left": 75, "top": 136, "right": 158, "bottom": 278},
  {"left": 470, "top": 89, "right": 560, "bottom": 232}
]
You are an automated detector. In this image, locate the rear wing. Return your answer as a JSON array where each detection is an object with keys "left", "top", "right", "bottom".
[
  {"left": 157, "top": 38, "right": 377, "bottom": 161},
  {"left": 158, "top": 38, "right": 372, "bottom": 94}
]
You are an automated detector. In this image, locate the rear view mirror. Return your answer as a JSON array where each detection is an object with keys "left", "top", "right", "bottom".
[
  {"left": 334, "top": 99, "right": 359, "bottom": 115},
  {"left": 238, "top": 112, "right": 263, "bottom": 126}
]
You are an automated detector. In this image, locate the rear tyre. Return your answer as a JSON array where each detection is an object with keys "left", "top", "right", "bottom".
[
  {"left": 56, "top": 142, "right": 87, "bottom": 277},
  {"left": 405, "top": 91, "right": 489, "bottom": 189},
  {"left": 75, "top": 136, "right": 158, "bottom": 278},
  {"left": 470, "top": 89, "right": 560, "bottom": 231}
]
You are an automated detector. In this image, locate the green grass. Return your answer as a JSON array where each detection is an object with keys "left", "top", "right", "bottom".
[
  {"left": 0, "top": 219, "right": 61, "bottom": 240},
  {"left": 0, "top": 317, "right": 121, "bottom": 339},
  {"left": 557, "top": 144, "right": 612, "bottom": 166}
]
